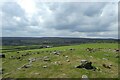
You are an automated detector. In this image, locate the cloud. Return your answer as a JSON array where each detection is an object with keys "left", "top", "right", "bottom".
[{"left": 1, "top": 1, "right": 118, "bottom": 39}]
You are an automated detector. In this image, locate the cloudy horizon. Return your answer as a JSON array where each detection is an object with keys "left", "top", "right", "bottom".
[{"left": 0, "top": 0, "right": 118, "bottom": 39}]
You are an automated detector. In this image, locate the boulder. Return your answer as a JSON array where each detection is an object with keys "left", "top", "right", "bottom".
[
  {"left": 76, "top": 60, "right": 96, "bottom": 70},
  {"left": 0, "top": 54, "right": 5, "bottom": 58}
]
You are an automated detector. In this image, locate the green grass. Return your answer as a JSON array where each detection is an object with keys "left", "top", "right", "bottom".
[{"left": 1, "top": 43, "right": 119, "bottom": 78}]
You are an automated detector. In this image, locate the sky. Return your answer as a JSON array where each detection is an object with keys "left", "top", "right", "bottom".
[{"left": 0, "top": 0, "right": 119, "bottom": 39}]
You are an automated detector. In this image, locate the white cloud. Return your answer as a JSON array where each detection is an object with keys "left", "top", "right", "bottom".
[{"left": 1, "top": 1, "right": 118, "bottom": 39}]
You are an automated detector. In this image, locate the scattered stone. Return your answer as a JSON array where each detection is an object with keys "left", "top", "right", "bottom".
[
  {"left": 0, "top": 53, "right": 5, "bottom": 58},
  {"left": 34, "top": 73, "right": 40, "bottom": 75},
  {"left": 96, "top": 67, "right": 100, "bottom": 71},
  {"left": 115, "top": 49, "right": 120, "bottom": 52},
  {"left": 17, "top": 68, "right": 21, "bottom": 70},
  {"left": 53, "top": 51, "right": 60, "bottom": 55},
  {"left": 28, "top": 58, "right": 36, "bottom": 63},
  {"left": 76, "top": 60, "right": 96, "bottom": 70},
  {"left": 43, "top": 66, "right": 47, "bottom": 68},
  {"left": 82, "top": 75, "right": 88, "bottom": 78},
  {"left": 43, "top": 56, "right": 50, "bottom": 61},
  {"left": 0, "top": 68, "right": 4, "bottom": 74},
  {"left": 44, "top": 58, "right": 50, "bottom": 61},
  {"left": 102, "top": 58, "right": 108, "bottom": 60},
  {"left": 17, "top": 57, "right": 21, "bottom": 59},
  {"left": 89, "top": 56, "right": 93, "bottom": 58},
  {"left": 22, "top": 64, "right": 31, "bottom": 68},
  {"left": 10, "top": 56, "right": 16, "bottom": 59},
  {"left": 54, "top": 61, "right": 62, "bottom": 65},
  {"left": 65, "top": 56, "right": 68, "bottom": 58},
  {"left": 102, "top": 64, "right": 111, "bottom": 69},
  {"left": 109, "top": 64, "right": 112, "bottom": 66},
  {"left": 69, "top": 48, "right": 75, "bottom": 50},
  {"left": 44, "top": 56, "right": 49, "bottom": 59},
  {"left": 86, "top": 48, "right": 93, "bottom": 52},
  {"left": 66, "top": 59, "right": 70, "bottom": 62},
  {"left": 104, "top": 54, "right": 109, "bottom": 57},
  {"left": 80, "top": 60, "right": 88, "bottom": 64},
  {"left": 0, "top": 70, "right": 2, "bottom": 74}
]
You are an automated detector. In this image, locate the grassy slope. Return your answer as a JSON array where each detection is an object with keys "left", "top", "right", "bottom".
[{"left": 2, "top": 43, "right": 119, "bottom": 78}]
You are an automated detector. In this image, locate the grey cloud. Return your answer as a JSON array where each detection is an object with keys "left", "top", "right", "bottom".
[
  {"left": 2, "top": 2, "right": 34, "bottom": 34},
  {"left": 2, "top": 2, "right": 25, "bottom": 17},
  {"left": 1, "top": 2, "right": 118, "bottom": 38},
  {"left": 41, "top": 2, "right": 114, "bottom": 32}
]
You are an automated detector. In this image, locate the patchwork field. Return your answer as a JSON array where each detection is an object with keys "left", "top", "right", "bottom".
[{"left": 1, "top": 43, "right": 119, "bottom": 78}]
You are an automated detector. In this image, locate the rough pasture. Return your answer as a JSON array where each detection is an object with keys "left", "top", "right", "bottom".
[{"left": 1, "top": 43, "right": 119, "bottom": 78}]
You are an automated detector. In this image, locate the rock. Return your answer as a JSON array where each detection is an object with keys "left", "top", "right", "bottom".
[
  {"left": 17, "top": 68, "right": 21, "bottom": 70},
  {"left": 76, "top": 60, "right": 96, "bottom": 70},
  {"left": 54, "top": 61, "right": 62, "bottom": 65},
  {"left": 89, "top": 56, "right": 93, "bottom": 58},
  {"left": 44, "top": 56, "right": 49, "bottom": 59},
  {"left": 109, "top": 64, "right": 112, "bottom": 66},
  {"left": 43, "top": 56, "right": 50, "bottom": 61},
  {"left": 17, "top": 57, "right": 21, "bottom": 59},
  {"left": 28, "top": 58, "right": 36, "bottom": 62},
  {"left": 69, "top": 48, "right": 75, "bottom": 50},
  {"left": 34, "top": 73, "right": 40, "bottom": 75},
  {"left": 22, "top": 64, "right": 31, "bottom": 68},
  {"left": 0, "top": 68, "right": 4, "bottom": 74},
  {"left": 0, "top": 70, "right": 2, "bottom": 74},
  {"left": 9, "top": 56, "right": 14, "bottom": 59},
  {"left": 53, "top": 51, "right": 60, "bottom": 55},
  {"left": 44, "top": 58, "right": 50, "bottom": 61},
  {"left": 104, "top": 54, "right": 109, "bottom": 57},
  {"left": 96, "top": 67, "right": 100, "bottom": 71},
  {"left": 43, "top": 66, "right": 47, "bottom": 68},
  {"left": 65, "top": 56, "right": 68, "bottom": 58},
  {"left": 81, "top": 60, "right": 88, "bottom": 64},
  {"left": 66, "top": 59, "right": 70, "bottom": 62},
  {"left": 0, "top": 53, "right": 5, "bottom": 58},
  {"left": 102, "top": 64, "right": 111, "bottom": 69},
  {"left": 86, "top": 48, "right": 93, "bottom": 52},
  {"left": 115, "top": 49, "right": 120, "bottom": 52},
  {"left": 102, "top": 58, "right": 108, "bottom": 60},
  {"left": 82, "top": 75, "right": 88, "bottom": 78}
]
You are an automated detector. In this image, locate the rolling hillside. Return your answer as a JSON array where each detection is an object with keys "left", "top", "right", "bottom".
[{"left": 1, "top": 43, "right": 119, "bottom": 78}]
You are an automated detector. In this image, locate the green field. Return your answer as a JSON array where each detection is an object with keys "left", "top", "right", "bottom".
[{"left": 1, "top": 43, "right": 119, "bottom": 78}]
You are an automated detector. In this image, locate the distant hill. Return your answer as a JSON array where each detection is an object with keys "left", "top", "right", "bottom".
[{"left": 1, "top": 37, "right": 118, "bottom": 46}]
